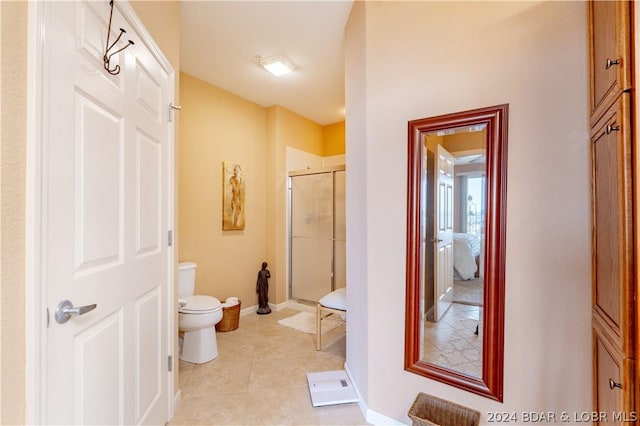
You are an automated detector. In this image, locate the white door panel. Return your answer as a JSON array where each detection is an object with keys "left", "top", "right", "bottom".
[
  {"left": 136, "top": 132, "right": 162, "bottom": 258},
  {"left": 135, "top": 287, "right": 162, "bottom": 423},
  {"left": 74, "top": 92, "right": 125, "bottom": 274},
  {"left": 434, "top": 145, "right": 454, "bottom": 321},
  {"left": 40, "top": 2, "right": 172, "bottom": 424},
  {"left": 74, "top": 310, "right": 125, "bottom": 425}
]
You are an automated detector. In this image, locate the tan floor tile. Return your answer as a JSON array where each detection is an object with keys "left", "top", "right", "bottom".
[
  {"left": 184, "top": 361, "right": 252, "bottom": 397},
  {"left": 243, "top": 385, "right": 320, "bottom": 426},
  {"left": 317, "top": 403, "right": 368, "bottom": 426},
  {"left": 216, "top": 321, "right": 259, "bottom": 341},
  {"left": 248, "top": 354, "right": 309, "bottom": 391},
  {"left": 305, "top": 351, "right": 346, "bottom": 373},
  {"left": 252, "top": 333, "right": 316, "bottom": 359},
  {"left": 169, "top": 392, "right": 248, "bottom": 425},
  {"left": 317, "top": 326, "right": 346, "bottom": 357},
  {"left": 210, "top": 338, "right": 256, "bottom": 365},
  {"left": 173, "top": 307, "right": 368, "bottom": 426}
]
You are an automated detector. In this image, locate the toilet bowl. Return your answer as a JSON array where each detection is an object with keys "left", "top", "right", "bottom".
[{"left": 178, "top": 262, "right": 223, "bottom": 364}]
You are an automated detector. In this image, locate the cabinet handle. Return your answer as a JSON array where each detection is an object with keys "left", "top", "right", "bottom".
[
  {"left": 606, "top": 124, "right": 620, "bottom": 135},
  {"left": 606, "top": 58, "right": 621, "bottom": 69},
  {"left": 609, "top": 379, "right": 622, "bottom": 390}
]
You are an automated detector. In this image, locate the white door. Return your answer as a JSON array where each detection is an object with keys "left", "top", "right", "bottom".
[
  {"left": 434, "top": 145, "right": 454, "bottom": 321},
  {"left": 40, "top": 2, "right": 173, "bottom": 424}
]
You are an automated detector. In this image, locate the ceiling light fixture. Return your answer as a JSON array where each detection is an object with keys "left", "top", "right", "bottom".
[{"left": 256, "top": 55, "right": 296, "bottom": 77}]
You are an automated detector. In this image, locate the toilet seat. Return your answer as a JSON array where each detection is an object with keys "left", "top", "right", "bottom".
[{"left": 179, "top": 295, "right": 222, "bottom": 314}]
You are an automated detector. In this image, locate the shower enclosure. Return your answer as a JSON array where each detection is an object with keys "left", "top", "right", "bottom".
[{"left": 289, "top": 166, "right": 345, "bottom": 303}]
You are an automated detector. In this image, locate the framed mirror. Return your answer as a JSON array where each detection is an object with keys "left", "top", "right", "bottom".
[{"left": 405, "top": 104, "right": 508, "bottom": 401}]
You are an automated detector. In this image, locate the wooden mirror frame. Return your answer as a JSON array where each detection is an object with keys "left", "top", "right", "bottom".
[{"left": 405, "top": 104, "right": 508, "bottom": 402}]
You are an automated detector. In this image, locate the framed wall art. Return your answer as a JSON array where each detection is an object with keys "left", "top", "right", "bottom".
[{"left": 222, "top": 161, "right": 245, "bottom": 230}]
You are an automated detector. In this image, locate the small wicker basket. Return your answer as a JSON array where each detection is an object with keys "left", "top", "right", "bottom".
[
  {"left": 408, "top": 392, "right": 480, "bottom": 426},
  {"left": 215, "top": 300, "right": 241, "bottom": 332}
]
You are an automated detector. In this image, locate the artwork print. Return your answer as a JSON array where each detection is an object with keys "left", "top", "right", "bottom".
[{"left": 222, "top": 162, "right": 246, "bottom": 230}]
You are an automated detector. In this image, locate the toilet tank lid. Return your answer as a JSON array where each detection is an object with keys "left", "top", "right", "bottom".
[
  {"left": 180, "top": 295, "right": 221, "bottom": 312},
  {"left": 178, "top": 262, "right": 197, "bottom": 270}
]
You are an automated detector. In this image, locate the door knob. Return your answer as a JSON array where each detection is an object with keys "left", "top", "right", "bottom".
[
  {"left": 430, "top": 238, "right": 443, "bottom": 243},
  {"left": 606, "top": 124, "right": 620, "bottom": 134},
  {"left": 609, "top": 379, "right": 622, "bottom": 390},
  {"left": 606, "top": 58, "right": 620, "bottom": 69},
  {"left": 55, "top": 300, "right": 97, "bottom": 324}
]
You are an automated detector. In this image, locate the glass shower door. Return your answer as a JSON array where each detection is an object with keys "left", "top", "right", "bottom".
[{"left": 290, "top": 172, "right": 334, "bottom": 302}]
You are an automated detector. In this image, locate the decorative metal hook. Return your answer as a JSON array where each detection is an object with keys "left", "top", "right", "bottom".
[{"left": 103, "top": 0, "right": 134, "bottom": 75}]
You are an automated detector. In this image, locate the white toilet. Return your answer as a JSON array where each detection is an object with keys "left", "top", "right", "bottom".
[{"left": 178, "top": 262, "right": 223, "bottom": 364}]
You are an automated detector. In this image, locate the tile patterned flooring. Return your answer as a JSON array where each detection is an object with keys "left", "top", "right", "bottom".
[
  {"left": 422, "top": 303, "right": 483, "bottom": 378},
  {"left": 169, "top": 308, "right": 368, "bottom": 426}
]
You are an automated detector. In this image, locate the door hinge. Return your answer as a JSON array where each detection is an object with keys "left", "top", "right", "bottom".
[
  {"left": 168, "top": 103, "right": 182, "bottom": 123},
  {"left": 168, "top": 355, "right": 173, "bottom": 372},
  {"left": 168, "top": 230, "right": 173, "bottom": 247}
]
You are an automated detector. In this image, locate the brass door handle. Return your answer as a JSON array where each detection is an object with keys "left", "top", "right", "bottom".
[
  {"left": 609, "top": 379, "right": 622, "bottom": 390},
  {"left": 606, "top": 58, "right": 620, "bottom": 69},
  {"left": 606, "top": 124, "right": 620, "bottom": 135}
]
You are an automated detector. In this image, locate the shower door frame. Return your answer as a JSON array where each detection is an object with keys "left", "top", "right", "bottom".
[{"left": 288, "top": 165, "right": 346, "bottom": 304}]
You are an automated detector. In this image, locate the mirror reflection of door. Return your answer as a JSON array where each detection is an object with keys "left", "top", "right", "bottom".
[
  {"left": 406, "top": 104, "right": 507, "bottom": 401},
  {"left": 435, "top": 145, "right": 454, "bottom": 321},
  {"left": 421, "top": 126, "right": 487, "bottom": 379}
]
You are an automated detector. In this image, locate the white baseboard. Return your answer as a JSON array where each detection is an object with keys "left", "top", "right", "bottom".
[
  {"left": 344, "top": 363, "right": 368, "bottom": 418},
  {"left": 240, "top": 301, "right": 290, "bottom": 316},
  {"left": 344, "top": 363, "right": 407, "bottom": 426},
  {"left": 366, "top": 408, "right": 407, "bottom": 425},
  {"left": 241, "top": 300, "right": 315, "bottom": 315},
  {"left": 240, "top": 304, "right": 258, "bottom": 316}
]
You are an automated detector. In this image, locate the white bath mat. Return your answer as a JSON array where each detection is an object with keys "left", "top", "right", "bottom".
[{"left": 277, "top": 311, "right": 342, "bottom": 335}]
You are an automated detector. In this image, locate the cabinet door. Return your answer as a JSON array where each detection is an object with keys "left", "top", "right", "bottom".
[
  {"left": 593, "top": 327, "right": 635, "bottom": 424},
  {"left": 589, "top": 1, "right": 631, "bottom": 123},
  {"left": 591, "top": 93, "right": 633, "bottom": 353}
]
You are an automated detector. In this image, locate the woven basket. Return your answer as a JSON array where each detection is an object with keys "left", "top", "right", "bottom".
[
  {"left": 215, "top": 300, "right": 241, "bottom": 332},
  {"left": 408, "top": 393, "right": 480, "bottom": 426}
]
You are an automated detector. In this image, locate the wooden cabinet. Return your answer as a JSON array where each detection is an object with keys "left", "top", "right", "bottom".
[
  {"left": 593, "top": 326, "right": 636, "bottom": 425},
  {"left": 591, "top": 94, "right": 634, "bottom": 354},
  {"left": 588, "top": 1, "right": 637, "bottom": 421},
  {"left": 588, "top": 1, "right": 631, "bottom": 124}
]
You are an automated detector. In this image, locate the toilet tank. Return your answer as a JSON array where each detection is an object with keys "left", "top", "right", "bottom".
[{"left": 178, "top": 262, "right": 197, "bottom": 298}]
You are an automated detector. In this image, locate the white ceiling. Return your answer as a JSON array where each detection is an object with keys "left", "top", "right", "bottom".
[{"left": 180, "top": 1, "right": 354, "bottom": 126}]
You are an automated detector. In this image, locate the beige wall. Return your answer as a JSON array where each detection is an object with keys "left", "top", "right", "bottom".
[
  {"left": 424, "top": 134, "right": 443, "bottom": 153},
  {"left": 443, "top": 130, "right": 486, "bottom": 154},
  {"left": 130, "top": 1, "right": 180, "bottom": 72},
  {"left": 323, "top": 121, "right": 346, "bottom": 156},
  {"left": 273, "top": 105, "right": 324, "bottom": 156},
  {"left": 0, "top": 2, "right": 27, "bottom": 424},
  {"left": 345, "top": 1, "right": 591, "bottom": 424},
  {"left": 178, "top": 78, "right": 338, "bottom": 309},
  {"left": 179, "top": 72, "right": 268, "bottom": 306}
]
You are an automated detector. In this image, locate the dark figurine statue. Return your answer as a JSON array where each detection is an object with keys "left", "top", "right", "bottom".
[{"left": 256, "top": 261, "right": 271, "bottom": 315}]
